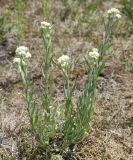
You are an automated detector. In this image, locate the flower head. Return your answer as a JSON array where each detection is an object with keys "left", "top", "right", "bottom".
[
  {"left": 57, "top": 55, "right": 70, "bottom": 68},
  {"left": 16, "top": 46, "right": 31, "bottom": 59},
  {"left": 89, "top": 48, "right": 99, "bottom": 60},
  {"left": 106, "top": 8, "right": 121, "bottom": 19},
  {"left": 40, "top": 21, "right": 52, "bottom": 30},
  {"left": 13, "top": 57, "right": 21, "bottom": 64},
  {"left": 13, "top": 57, "right": 26, "bottom": 66}
]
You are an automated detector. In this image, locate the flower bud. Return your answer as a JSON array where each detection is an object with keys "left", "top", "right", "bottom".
[
  {"left": 40, "top": 21, "right": 52, "bottom": 30},
  {"left": 57, "top": 55, "right": 70, "bottom": 68},
  {"left": 16, "top": 46, "right": 31, "bottom": 59},
  {"left": 106, "top": 8, "right": 121, "bottom": 20},
  {"left": 88, "top": 48, "right": 99, "bottom": 60}
]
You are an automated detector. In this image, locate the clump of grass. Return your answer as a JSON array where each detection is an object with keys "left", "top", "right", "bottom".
[
  {"left": 14, "top": 0, "right": 25, "bottom": 42},
  {"left": 0, "top": 7, "right": 11, "bottom": 43},
  {"left": 120, "top": 0, "right": 133, "bottom": 35},
  {"left": 0, "top": 8, "right": 9, "bottom": 31},
  {"left": 42, "top": 0, "right": 49, "bottom": 21},
  {"left": 63, "top": 0, "right": 76, "bottom": 7},
  {"left": 84, "top": 0, "right": 103, "bottom": 14},
  {"left": 120, "top": 0, "right": 133, "bottom": 22},
  {"left": 13, "top": 8, "right": 121, "bottom": 160}
]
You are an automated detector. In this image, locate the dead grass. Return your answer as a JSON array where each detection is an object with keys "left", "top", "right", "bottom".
[{"left": 0, "top": 0, "right": 133, "bottom": 159}]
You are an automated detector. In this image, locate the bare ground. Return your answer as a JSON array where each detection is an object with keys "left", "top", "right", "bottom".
[{"left": 0, "top": 0, "right": 133, "bottom": 159}]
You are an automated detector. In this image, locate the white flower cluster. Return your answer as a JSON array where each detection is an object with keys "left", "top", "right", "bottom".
[
  {"left": 57, "top": 55, "right": 70, "bottom": 67},
  {"left": 13, "top": 57, "right": 21, "bottom": 63},
  {"left": 16, "top": 46, "right": 31, "bottom": 58},
  {"left": 106, "top": 8, "right": 121, "bottom": 19},
  {"left": 40, "top": 21, "right": 52, "bottom": 30},
  {"left": 13, "top": 46, "right": 31, "bottom": 65},
  {"left": 89, "top": 48, "right": 99, "bottom": 60},
  {"left": 13, "top": 57, "right": 26, "bottom": 65}
]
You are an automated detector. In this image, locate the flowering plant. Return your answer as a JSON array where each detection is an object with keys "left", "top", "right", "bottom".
[{"left": 14, "top": 9, "right": 121, "bottom": 159}]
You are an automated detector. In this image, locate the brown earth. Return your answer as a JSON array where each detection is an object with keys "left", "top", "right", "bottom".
[{"left": 0, "top": 0, "right": 133, "bottom": 159}]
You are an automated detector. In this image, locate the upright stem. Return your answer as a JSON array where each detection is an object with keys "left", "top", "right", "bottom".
[
  {"left": 18, "top": 64, "right": 33, "bottom": 121},
  {"left": 41, "top": 29, "right": 51, "bottom": 111}
]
